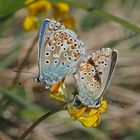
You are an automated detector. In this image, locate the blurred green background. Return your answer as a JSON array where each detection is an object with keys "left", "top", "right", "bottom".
[{"left": 0, "top": 0, "right": 140, "bottom": 140}]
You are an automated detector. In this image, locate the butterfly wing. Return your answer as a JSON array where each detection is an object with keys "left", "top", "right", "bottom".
[
  {"left": 74, "top": 48, "right": 117, "bottom": 108},
  {"left": 37, "top": 19, "right": 85, "bottom": 86}
]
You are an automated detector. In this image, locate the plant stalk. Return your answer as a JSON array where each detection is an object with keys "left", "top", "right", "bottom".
[{"left": 17, "top": 103, "right": 67, "bottom": 140}]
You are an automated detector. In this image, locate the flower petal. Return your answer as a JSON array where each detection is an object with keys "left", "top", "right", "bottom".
[
  {"left": 67, "top": 106, "right": 86, "bottom": 119},
  {"left": 27, "top": 0, "right": 52, "bottom": 15},
  {"left": 87, "top": 108, "right": 99, "bottom": 117},
  {"left": 99, "top": 100, "right": 107, "bottom": 113},
  {"left": 23, "top": 16, "right": 38, "bottom": 31},
  {"left": 53, "top": 2, "right": 69, "bottom": 14},
  {"left": 79, "top": 114, "right": 99, "bottom": 127},
  {"left": 49, "top": 81, "right": 65, "bottom": 102},
  {"left": 92, "top": 115, "right": 101, "bottom": 127}
]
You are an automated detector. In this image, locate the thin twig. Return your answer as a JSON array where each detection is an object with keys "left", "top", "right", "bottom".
[
  {"left": 12, "top": 32, "right": 39, "bottom": 87},
  {"left": 17, "top": 103, "right": 67, "bottom": 140}
]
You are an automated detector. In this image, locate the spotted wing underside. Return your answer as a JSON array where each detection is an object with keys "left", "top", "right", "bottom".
[
  {"left": 74, "top": 48, "right": 117, "bottom": 107},
  {"left": 38, "top": 19, "right": 85, "bottom": 85}
]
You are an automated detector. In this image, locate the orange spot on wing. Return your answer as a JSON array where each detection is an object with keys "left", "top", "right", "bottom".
[
  {"left": 80, "top": 66, "right": 84, "bottom": 71},
  {"left": 86, "top": 63, "right": 91, "bottom": 67},
  {"left": 48, "top": 39, "right": 53, "bottom": 46},
  {"left": 67, "top": 38, "right": 73, "bottom": 44},
  {"left": 53, "top": 36, "right": 59, "bottom": 41},
  {"left": 74, "top": 52, "right": 80, "bottom": 60},
  {"left": 64, "top": 33, "right": 69, "bottom": 40},
  {"left": 71, "top": 44, "right": 77, "bottom": 49}
]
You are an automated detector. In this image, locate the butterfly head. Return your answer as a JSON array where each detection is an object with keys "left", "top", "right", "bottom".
[
  {"left": 33, "top": 76, "right": 40, "bottom": 83},
  {"left": 85, "top": 97, "right": 102, "bottom": 108},
  {"left": 94, "top": 99, "right": 101, "bottom": 108}
]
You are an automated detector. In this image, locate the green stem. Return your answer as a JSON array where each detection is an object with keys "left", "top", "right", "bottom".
[
  {"left": 90, "top": 8, "right": 140, "bottom": 33},
  {"left": 17, "top": 103, "right": 67, "bottom": 140}
]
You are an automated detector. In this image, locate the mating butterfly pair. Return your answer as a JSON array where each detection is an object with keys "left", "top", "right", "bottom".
[{"left": 34, "top": 19, "right": 117, "bottom": 108}]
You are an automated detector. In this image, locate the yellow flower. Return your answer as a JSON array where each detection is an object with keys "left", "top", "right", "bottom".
[
  {"left": 27, "top": 0, "right": 52, "bottom": 15},
  {"left": 98, "top": 99, "right": 107, "bottom": 113},
  {"left": 49, "top": 81, "right": 66, "bottom": 102},
  {"left": 68, "top": 100, "right": 107, "bottom": 127},
  {"left": 79, "top": 113, "right": 101, "bottom": 127},
  {"left": 68, "top": 105, "right": 87, "bottom": 119},
  {"left": 23, "top": 16, "right": 38, "bottom": 31},
  {"left": 25, "top": 0, "right": 35, "bottom": 5},
  {"left": 60, "top": 16, "right": 76, "bottom": 29},
  {"left": 53, "top": 2, "right": 69, "bottom": 15},
  {"left": 49, "top": 80, "right": 107, "bottom": 127}
]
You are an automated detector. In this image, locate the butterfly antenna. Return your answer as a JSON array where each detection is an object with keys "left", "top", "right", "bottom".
[
  {"left": 12, "top": 69, "right": 35, "bottom": 75},
  {"left": 17, "top": 76, "right": 33, "bottom": 86},
  {"left": 108, "top": 99, "right": 124, "bottom": 108}
]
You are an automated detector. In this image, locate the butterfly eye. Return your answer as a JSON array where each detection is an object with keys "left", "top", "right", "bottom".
[
  {"left": 95, "top": 101, "right": 100, "bottom": 107},
  {"left": 48, "top": 22, "right": 55, "bottom": 30}
]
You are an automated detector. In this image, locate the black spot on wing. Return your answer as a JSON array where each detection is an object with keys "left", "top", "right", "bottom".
[
  {"left": 88, "top": 57, "right": 101, "bottom": 83},
  {"left": 88, "top": 57, "right": 96, "bottom": 67}
]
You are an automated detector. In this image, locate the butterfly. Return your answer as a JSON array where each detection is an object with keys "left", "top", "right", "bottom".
[
  {"left": 73, "top": 48, "right": 118, "bottom": 108},
  {"left": 34, "top": 19, "right": 85, "bottom": 88}
]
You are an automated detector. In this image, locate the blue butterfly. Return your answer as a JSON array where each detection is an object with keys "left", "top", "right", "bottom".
[
  {"left": 34, "top": 19, "right": 85, "bottom": 88},
  {"left": 73, "top": 48, "right": 118, "bottom": 108}
]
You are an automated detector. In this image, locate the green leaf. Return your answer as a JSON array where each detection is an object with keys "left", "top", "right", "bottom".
[
  {"left": 19, "top": 108, "right": 44, "bottom": 120},
  {"left": 0, "top": 0, "right": 24, "bottom": 20},
  {"left": 88, "top": 8, "right": 140, "bottom": 33},
  {"left": 0, "top": 87, "right": 43, "bottom": 113},
  {"left": 80, "top": 13, "right": 104, "bottom": 31},
  {"left": 106, "top": 33, "right": 137, "bottom": 48}
]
